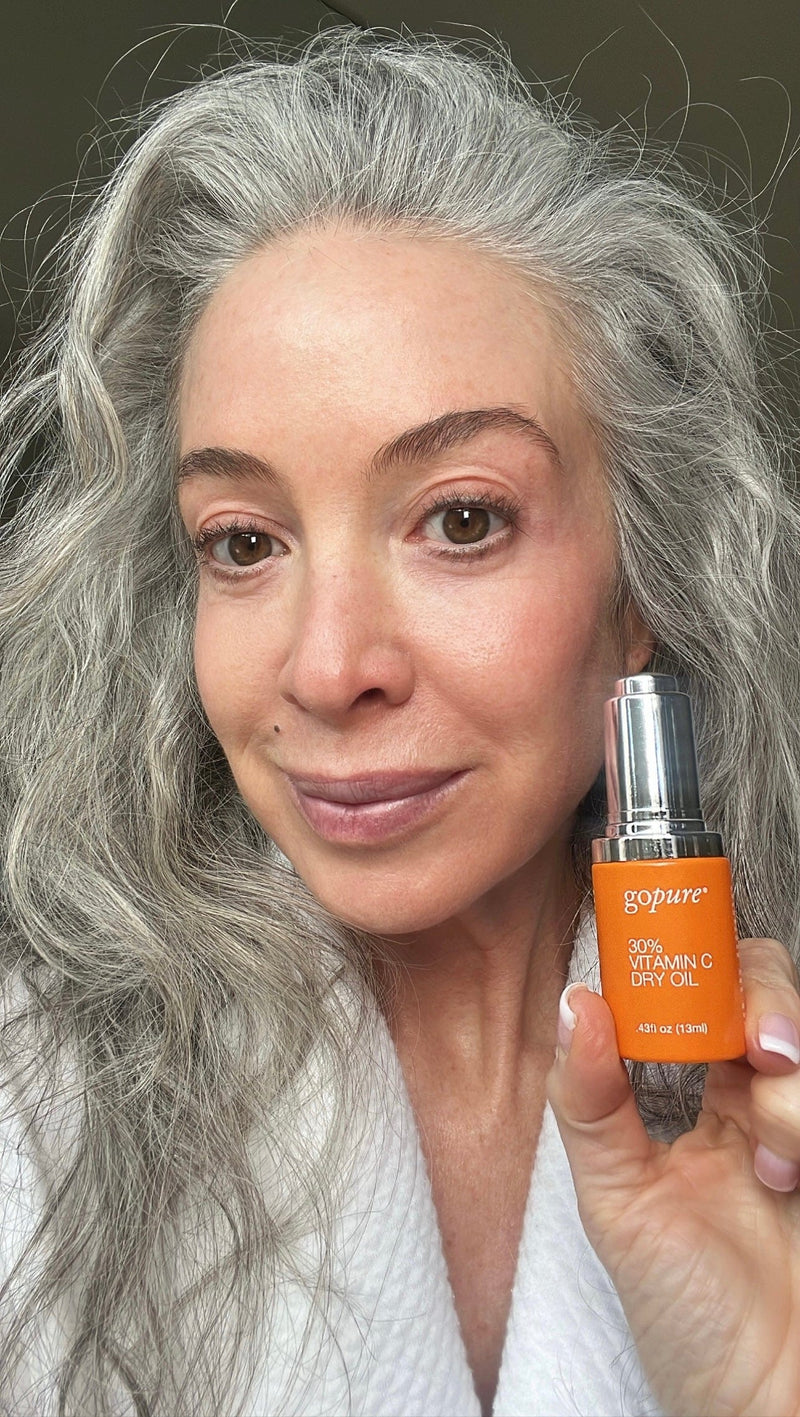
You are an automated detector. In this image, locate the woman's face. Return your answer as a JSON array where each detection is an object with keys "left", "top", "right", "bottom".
[{"left": 177, "top": 226, "right": 652, "bottom": 935}]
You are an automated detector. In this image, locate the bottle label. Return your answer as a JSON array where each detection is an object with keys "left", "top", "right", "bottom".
[
  {"left": 623, "top": 884, "right": 708, "bottom": 914},
  {"left": 591, "top": 857, "right": 746, "bottom": 1063}
]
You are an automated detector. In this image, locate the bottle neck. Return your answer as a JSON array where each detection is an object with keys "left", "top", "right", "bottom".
[{"left": 592, "top": 826, "right": 725, "bottom": 863}]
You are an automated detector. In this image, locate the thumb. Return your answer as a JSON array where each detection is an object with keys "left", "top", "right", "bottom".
[{"left": 546, "top": 983, "right": 662, "bottom": 1224}]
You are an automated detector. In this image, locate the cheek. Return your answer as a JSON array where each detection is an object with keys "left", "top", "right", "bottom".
[
  {"left": 192, "top": 596, "right": 275, "bottom": 749},
  {"left": 423, "top": 554, "right": 619, "bottom": 825},
  {"left": 417, "top": 554, "right": 618, "bottom": 729}
]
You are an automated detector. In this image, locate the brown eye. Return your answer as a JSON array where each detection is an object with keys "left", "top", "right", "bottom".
[
  {"left": 420, "top": 499, "right": 513, "bottom": 552},
  {"left": 212, "top": 532, "right": 279, "bottom": 567},
  {"left": 440, "top": 506, "right": 492, "bottom": 543}
]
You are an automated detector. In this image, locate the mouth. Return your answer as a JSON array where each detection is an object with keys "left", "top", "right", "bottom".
[
  {"left": 285, "top": 768, "right": 460, "bottom": 803},
  {"left": 282, "top": 768, "right": 469, "bottom": 844}
]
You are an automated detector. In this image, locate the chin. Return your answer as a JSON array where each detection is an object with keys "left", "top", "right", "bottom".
[{"left": 299, "top": 875, "right": 464, "bottom": 939}]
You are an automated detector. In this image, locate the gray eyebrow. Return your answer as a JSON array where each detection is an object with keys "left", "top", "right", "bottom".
[{"left": 176, "top": 404, "right": 563, "bottom": 490}]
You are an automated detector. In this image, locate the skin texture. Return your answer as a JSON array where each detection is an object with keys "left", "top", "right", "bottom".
[
  {"left": 177, "top": 224, "right": 800, "bottom": 1416},
  {"left": 177, "top": 226, "right": 648, "bottom": 945}
]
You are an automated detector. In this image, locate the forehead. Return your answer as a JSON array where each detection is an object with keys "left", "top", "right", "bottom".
[{"left": 178, "top": 225, "right": 598, "bottom": 484}]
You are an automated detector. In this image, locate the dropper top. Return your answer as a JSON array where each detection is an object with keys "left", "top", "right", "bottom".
[{"left": 604, "top": 673, "right": 706, "bottom": 832}]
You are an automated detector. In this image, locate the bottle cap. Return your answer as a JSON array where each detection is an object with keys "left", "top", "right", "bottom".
[
  {"left": 604, "top": 673, "right": 705, "bottom": 830},
  {"left": 591, "top": 673, "right": 723, "bottom": 861}
]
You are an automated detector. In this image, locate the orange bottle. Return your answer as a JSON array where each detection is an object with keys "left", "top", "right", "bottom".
[{"left": 591, "top": 674, "right": 746, "bottom": 1063}]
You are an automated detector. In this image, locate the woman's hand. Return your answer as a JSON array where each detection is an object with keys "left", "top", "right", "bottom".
[{"left": 546, "top": 936, "right": 800, "bottom": 1417}]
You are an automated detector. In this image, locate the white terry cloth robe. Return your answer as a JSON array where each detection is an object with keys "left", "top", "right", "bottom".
[{"left": 0, "top": 906, "right": 666, "bottom": 1416}]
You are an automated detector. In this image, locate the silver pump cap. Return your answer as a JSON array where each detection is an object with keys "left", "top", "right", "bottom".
[{"left": 592, "top": 672, "right": 723, "bottom": 862}]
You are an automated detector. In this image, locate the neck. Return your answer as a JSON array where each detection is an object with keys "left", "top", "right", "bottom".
[{"left": 374, "top": 834, "right": 582, "bottom": 1105}]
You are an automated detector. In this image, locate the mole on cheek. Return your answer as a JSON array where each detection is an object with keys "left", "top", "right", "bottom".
[{"left": 274, "top": 725, "right": 281, "bottom": 733}]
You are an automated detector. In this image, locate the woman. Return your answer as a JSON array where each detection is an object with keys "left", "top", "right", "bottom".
[{"left": 1, "top": 22, "right": 799, "bottom": 1417}]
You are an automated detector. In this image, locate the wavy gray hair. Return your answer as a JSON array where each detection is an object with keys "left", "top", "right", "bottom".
[{"left": 1, "top": 22, "right": 798, "bottom": 1415}]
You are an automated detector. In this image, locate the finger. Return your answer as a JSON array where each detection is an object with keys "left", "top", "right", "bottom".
[
  {"left": 546, "top": 983, "right": 662, "bottom": 1229},
  {"left": 749, "top": 1068, "right": 800, "bottom": 1190},
  {"left": 738, "top": 937, "right": 800, "bottom": 1074}
]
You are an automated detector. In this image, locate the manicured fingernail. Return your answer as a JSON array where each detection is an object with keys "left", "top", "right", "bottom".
[
  {"left": 557, "top": 983, "right": 586, "bottom": 1056},
  {"left": 753, "top": 1143, "right": 800, "bottom": 1192},
  {"left": 758, "top": 1013, "right": 800, "bottom": 1065}
]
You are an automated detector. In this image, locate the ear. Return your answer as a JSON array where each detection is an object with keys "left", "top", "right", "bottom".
[{"left": 622, "top": 603, "right": 656, "bottom": 676}]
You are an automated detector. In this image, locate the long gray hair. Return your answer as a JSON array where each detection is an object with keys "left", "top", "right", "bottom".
[{"left": 1, "top": 22, "right": 798, "bottom": 1415}]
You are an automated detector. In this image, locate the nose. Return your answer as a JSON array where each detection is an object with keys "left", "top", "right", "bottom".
[{"left": 276, "top": 554, "right": 415, "bottom": 721}]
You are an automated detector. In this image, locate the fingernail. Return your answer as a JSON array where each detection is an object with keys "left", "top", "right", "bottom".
[
  {"left": 753, "top": 1143, "right": 800, "bottom": 1192},
  {"left": 758, "top": 1013, "right": 800, "bottom": 1065},
  {"left": 557, "top": 983, "right": 586, "bottom": 1056}
]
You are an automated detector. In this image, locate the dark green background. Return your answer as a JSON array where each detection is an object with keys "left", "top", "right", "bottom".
[{"left": 2, "top": 0, "right": 798, "bottom": 381}]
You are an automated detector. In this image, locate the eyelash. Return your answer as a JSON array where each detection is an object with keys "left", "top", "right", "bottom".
[{"left": 190, "top": 489, "right": 525, "bottom": 581}]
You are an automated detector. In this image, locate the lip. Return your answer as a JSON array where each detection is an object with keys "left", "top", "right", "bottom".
[
  {"left": 283, "top": 768, "right": 468, "bottom": 844},
  {"left": 284, "top": 769, "right": 460, "bottom": 804}
]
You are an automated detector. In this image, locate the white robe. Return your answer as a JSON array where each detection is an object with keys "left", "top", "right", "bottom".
[{"left": 1, "top": 908, "right": 665, "bottom": 1416}]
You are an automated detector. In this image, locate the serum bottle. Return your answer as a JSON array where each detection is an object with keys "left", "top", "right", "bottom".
[{"left": 591, "top": 673, "right": 746, "bottom": 1063}]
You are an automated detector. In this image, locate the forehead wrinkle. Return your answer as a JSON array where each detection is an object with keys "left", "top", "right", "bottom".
[{"left": 175, "top": 405, "right": 563, "bottom": 492}]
